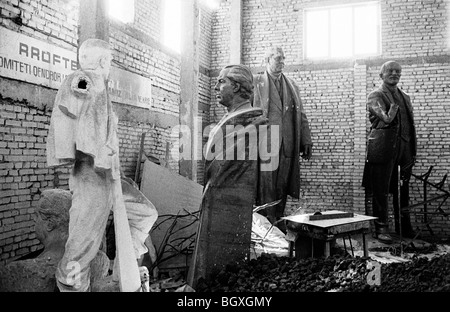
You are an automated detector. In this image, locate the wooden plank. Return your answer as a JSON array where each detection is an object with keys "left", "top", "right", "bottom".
[
  {"left": 134, "top": 132, "right": 146, "bottom": 183},
  {"left": 309, "top": 212, "right": 354, "bottom": 221},
  {"left": 140, "top": 158, "right": 203, "bottom": 270},
  {"left": 141, "top": 158, "right": 202, "bottom": 215},
  {"left": 112, "top": 178, "right": 141, "bottom": 292}
]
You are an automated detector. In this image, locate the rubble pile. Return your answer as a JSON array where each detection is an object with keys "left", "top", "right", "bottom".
[
  {"left": 201, "top": 252, "right": 450, "bottom": 292},
  {"left": 375, "top": 255, "right": 450, "bottom": 292}
]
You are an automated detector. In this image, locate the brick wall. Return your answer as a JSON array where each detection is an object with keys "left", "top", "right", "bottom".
[
  {"left": 209, "top": 0, "right": 450, "bottom": 237},
  {"left": 0, "top": 0, "right": 192, "bottom": 264},
  {"left": 135, "top": 0, "right": 162, "bottom": 42},
  {"left": 381, "top": 0, "right": 448, "bottom": 58},
  {"left": 289, "top": 67, "right": 360, "bottom": 213},
  {"left": 0, "top": 0, "right": 79, "bottom": 263},
  {"left": 199, "top": 4, "right": 213, "bottom": 70},
  {"left": 1, "top": 99, "right": 62, "bottom": 261},
  {"left": 118, "top": 121, "right": 177, "bottom": 178},
  {"left": 242, "top": 0, "right": 302, "bottom": 67},
  {"left": 210, "top": 0, "right": 231, "bottom": 72},
  {"left": 0, "top": 0, "right": 78, "bottom": 50},
  {"left": 109, "top": 20, "right": 182, "bottom": 178}
]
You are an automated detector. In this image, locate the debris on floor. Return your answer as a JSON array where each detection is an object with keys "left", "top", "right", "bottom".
[
  {"left": 144, "top": 210, "right": 450, "bottom": 292},
  {"left": 251, "top": 213, "right": 290, "bottom": 258},
  {"left": 198, "top": 247, "right": 450, "bottom": 292}
]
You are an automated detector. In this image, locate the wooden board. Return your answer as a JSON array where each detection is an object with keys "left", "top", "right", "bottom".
[
  {"left": 113, "top": 179, "right": 141, "bottom": 292},
  {"left": 283, "top": 210, "right": 377, "bottom": 229},
  {"left": 140, "top": 158, "right": 203, "bottom": 271},
  {"left": 309, "top": 212, "right": 354, "bottom": 221}
]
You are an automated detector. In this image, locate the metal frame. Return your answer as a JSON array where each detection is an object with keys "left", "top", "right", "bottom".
[{"left": 403, "top": 166, "right": 450, "bottom": 237}]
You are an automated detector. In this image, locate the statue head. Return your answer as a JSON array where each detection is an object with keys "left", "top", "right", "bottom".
[
  {"left": 264, "top": 46, "right": 285, "bottom": 77},
  {"left": 379, "top": 61, "right": 402, "bottom": 87},
  {"left": 34, "top": 189, "right": 72, "bottom": 246},
  {"left": 78, "top": 38, "right": 113, "bottom": 80},
  {"left": 215, "top": 64, "right": 254, "bottom": 107}
]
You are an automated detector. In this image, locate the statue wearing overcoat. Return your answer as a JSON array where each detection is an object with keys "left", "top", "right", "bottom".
[
  {"left": 362, "top": 83, "right": 417, "bottom": 231},
  {"left": 252, "top": 71, "right": 312, "bottom": 206}
]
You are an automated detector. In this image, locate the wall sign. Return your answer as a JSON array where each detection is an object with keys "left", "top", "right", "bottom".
[
  {"left": 0, "top": 27, "right": 152, "bottom": 109},
  {"left": 0, "top": 27, "right": 77, "bottom": 89},
  {"left": 108, "top": 67, "right": 152, "bottom": 109}
]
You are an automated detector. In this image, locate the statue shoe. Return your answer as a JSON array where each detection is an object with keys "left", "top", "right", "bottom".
[{"left": 376, "top": 233, "right": 393, "bottom": 244}]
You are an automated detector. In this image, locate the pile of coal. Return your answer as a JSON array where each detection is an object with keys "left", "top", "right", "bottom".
[
  {"left": 374, "top": 255, "right": 450, "bottom": 292},
  {"left": 200, "top": 252, "right": 450, "bottom": 292}
]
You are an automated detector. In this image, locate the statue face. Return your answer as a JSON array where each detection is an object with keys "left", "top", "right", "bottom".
[
  {"left": 33, "top": 212, "right": 47, "bottom": 243},
  {"left": 214, "top": 68, "right": 236, "bottom": 108},
  {"left": 267, "top": 50, "right": 285, "bottom": 76},
  {"left": 380, "top": 62, "right": 402, "bottom": 86}
]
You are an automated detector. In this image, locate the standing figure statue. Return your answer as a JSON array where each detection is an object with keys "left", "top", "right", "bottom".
[
  {"left": 47, "top": 39, "right": 152, "bottom": 292},
  {"left": 362, "top": 61, "right": 417, "bottom": 244},
  {"left": 253, "top": 46, "right": 313, "bottom": 232},
  {"left": 187, "top": 65, "right": 267, "bottom": 289}
]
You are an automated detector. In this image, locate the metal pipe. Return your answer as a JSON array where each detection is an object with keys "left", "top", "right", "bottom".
[{"left": 398, "top": 165, "right": 403, "bottom": 257}]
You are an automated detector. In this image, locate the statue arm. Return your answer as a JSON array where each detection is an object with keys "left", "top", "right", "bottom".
[
  {"left": 292, "top": 81, "right": 313, "bottom": 159},
  {"left": 367, "top": 91, "right": 399, "bottom": 124}
]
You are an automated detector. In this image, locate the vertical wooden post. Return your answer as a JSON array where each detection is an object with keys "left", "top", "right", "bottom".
[
  {"left": 78, "top": 0, "right": 110, "bottom": 44},
  {"left": 180, "top": 0, "right": 199, "bottom": 182}
]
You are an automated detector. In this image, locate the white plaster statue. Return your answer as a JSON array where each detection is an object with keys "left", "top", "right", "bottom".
[{"left": 46, "top": 39, "right": 157, "bottom": 292}]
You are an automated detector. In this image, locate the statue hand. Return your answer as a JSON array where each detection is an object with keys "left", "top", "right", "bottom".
[{"left": 301, "top": 144, "right": 312, "bottom": 161}]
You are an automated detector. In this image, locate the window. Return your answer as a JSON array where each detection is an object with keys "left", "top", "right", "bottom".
[
  {"left": 107, "top": 0, "right": 135, "bottom": 24},
  {"left": 162, "top": 0, "right": 220, "bottom": 54},
  {"left": 304, "top": 2, "right": 381, "bottom": 59},
  {"left": 162, "top": 0, "right": 182, "bottom": 53}
]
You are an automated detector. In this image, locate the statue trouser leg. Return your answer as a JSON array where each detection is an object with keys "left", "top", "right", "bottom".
[
  {"left": 56, "top": 162, "right": 112, "bottom": 292},
  {"left": 257, "top": 143, "right": 292, "bottom": 233},
  {"left": 370, "top": 161, "right": 395, "bottom": 237},
  {"left": 270, "top": 152, "right": 292, "bottom": 233}
]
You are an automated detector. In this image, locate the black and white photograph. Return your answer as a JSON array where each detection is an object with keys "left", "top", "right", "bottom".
[{"left": 0, "top": 0, "right": 450, "bottom": 306}]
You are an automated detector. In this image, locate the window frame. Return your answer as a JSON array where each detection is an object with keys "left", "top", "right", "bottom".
[{"left": 303, "top": 1, "right": 381, "bottom": 60}]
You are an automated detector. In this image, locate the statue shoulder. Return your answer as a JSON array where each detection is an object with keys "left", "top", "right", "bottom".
[
  {"left": 253, "top": 73, "right": 262, "bottom": 83},
  {"left": 400, "top": 88, "right": 411, "bottom": 99},
  {"left": 235, "top": 107, "right": 267, "bottom": 126},
  {"left": 284, "top": 75, "right": 295, "bottom": 83},
  {"left": 284, "top": 75, "right": 300, "bottom": 92},
  {"left": 368, "top": 88, "right": 383, "bottom": 100}
]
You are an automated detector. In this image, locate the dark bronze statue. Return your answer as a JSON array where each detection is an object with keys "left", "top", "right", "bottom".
[
  {"left": 188, "top": 65, "right": 267, "bottom": 289},
  {"left": 362, "top": 61, "right": 417, "bottom": 244},
  {"left": 253, "top": 46, "right": 313, "bottom": 232}
]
